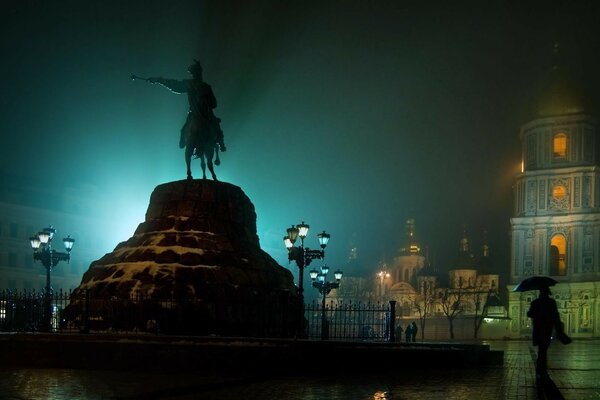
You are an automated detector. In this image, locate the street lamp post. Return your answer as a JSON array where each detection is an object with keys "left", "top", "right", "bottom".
[
  {"left": 29, "top": 226, "right": 75, "bottom": 331},
  {"left": 283, "top": 222, "right": 330, "bottom": 336},
  {"left": 377, "top": 268, "right": 390, "bottom": 299},
  {"left": 309, "top": 265, "right": 343, "bottom": 340}
]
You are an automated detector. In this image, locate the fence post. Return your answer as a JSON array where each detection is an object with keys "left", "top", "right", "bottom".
[
  {"left": 388, "top": 300, "right": 396, "bottom": 342},
  {"left": 81, "top": 289, "right": 90, "bottom": 334}
]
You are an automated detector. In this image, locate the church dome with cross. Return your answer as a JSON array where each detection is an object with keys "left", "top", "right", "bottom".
[{"left": 534, "top": 45, "right": 593, "bottom": 118}]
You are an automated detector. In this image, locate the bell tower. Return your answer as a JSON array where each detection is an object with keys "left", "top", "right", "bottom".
[{"left": 509, "top": 45, "right": 600, "bottom": 338}]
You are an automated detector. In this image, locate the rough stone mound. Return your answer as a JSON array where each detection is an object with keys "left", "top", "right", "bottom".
[{"left": 70, "top": 180, "right": 299, "bottom": 336}]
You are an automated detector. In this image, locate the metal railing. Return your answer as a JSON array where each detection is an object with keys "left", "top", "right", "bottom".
[
  {"left": 305, "top": 300, "right": 393, "bottom": 340},
  {"left": 0, "top": 289, "right": 71, "bottom": 332},
  {"left": 0, "top": 290, "right": 396, "bottom": 341}
]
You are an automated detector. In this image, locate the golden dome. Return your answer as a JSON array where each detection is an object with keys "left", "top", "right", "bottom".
[
  {"left": 533, "top": 44, "right": 592, "bottom": 118},
  {"left": 536, "top": 72, "right": 590, "bottom": 117}
]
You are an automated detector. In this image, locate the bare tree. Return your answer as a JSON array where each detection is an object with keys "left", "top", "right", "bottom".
[
  {"left": 472, "top": 286, "right": 492, "bottom": 339},
  {"left": 410, "top": 280, "right": 436, "bottom": 340},
  {"left": 439, "top": 285, "right": 465, "bottom": 339}
]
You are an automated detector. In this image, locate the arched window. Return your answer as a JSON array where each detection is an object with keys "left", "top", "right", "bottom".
[
  {"left": 549, "top": 235, "right": 567, "bottom": 276},
  {"left": 553, "top": 133, "right": 567, "bottom": 158}
]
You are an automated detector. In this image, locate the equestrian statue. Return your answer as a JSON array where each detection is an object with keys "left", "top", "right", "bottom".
[{"left": 132, "top": 60, "right": 226, "bottom": 180}]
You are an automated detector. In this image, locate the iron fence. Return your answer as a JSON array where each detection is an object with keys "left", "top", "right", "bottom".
[
  {"left": 305, "top": 300, "right": 393, "bottom": 341},
  {"left": 0, "top": 289, "right": 68, "bottom": 332},
  {"left": 0, "top": 290, "right": 395, "bottom": 341}
]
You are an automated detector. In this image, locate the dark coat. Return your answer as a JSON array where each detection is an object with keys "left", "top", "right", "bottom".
[{"left": 527, "top": 296, "right": 561, "bottom": 346}]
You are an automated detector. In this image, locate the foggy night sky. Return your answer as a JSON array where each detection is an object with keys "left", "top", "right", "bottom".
[{"left": 2, "top": 1, "right": 600, "bottom": 283}]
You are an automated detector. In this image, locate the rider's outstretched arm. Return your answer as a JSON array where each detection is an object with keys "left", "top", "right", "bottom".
[{"left": 148, "top": 77, "right": 188, "bottom": 94}]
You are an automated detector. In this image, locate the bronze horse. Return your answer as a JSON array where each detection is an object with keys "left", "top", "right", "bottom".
[
  {"left": 132, "top": 60, "right": 226, "bottom": 180},
  {"left": 181, "top": 114, "right": 224, "bottom": 180}
]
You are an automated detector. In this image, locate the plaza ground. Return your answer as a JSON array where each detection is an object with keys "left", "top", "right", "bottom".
[{"left": 0, "top": 339, "right": 598, "bottom": 399}]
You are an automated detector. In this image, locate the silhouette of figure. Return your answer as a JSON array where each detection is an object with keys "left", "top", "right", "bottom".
[
  {"left": 405, "top": 323, "right": 412, "bottom": 342},
  {"left": 395, "top": 324, "right": 403, "bottom": 343},
  {"left": 411, "top": 321, "right": 418, "bottom": 342},
  {"left": 134, "top": 60, "right": 226, "bottom": 180},
  {"left": 527, "top": 286, "right": 570, "bottom": 379}
]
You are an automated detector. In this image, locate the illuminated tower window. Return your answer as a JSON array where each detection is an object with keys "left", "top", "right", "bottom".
[
  {"left": 549, "top": 235, "right": 567, "bottom": 276},
  {"left": 552, "top": 185, "right": 566, "bottom": 199},
  {"left": 553, "top": 133, "right": 567, "bottom": 158}
]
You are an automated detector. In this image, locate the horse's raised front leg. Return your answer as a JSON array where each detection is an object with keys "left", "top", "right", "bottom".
[{"left": 185, "top": 146, "right": 193, "bottom": 180}]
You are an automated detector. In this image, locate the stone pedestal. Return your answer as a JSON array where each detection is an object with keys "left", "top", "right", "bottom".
[{"left": 71, "top": 180, "right": 299, "bottom": 336}]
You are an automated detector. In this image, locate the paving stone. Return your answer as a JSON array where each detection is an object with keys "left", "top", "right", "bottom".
[{"left": 0, "top": 340, "right": 598, "bottom": 399}]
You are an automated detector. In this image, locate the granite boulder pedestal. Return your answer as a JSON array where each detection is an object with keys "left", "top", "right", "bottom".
[{"left": 70, "top": 180, "right": 299, "bottom": 337}]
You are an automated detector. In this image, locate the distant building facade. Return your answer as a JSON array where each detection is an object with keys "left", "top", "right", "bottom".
[
  {"left": 0, "top": 179, "right": 113, "bottom": 292},
  {"left": 330, "top": 219, "right": 508, "bottom": 339}
]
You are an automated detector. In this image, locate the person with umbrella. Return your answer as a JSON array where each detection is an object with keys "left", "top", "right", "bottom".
[{"left": 515, "top": 276, "right": 571, "bottom": 379}]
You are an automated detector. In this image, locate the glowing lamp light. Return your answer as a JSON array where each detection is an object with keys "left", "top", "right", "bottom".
[
  {"left": 334, "top": 269, "right": 343, "bottom": 281},
  {"left": 283, "top": 236, "right": 293, "bottom": 250},
  {"left": 321, "top": 264, "right": 330, "bottom": 276},
  {"left": 297, "top": 221, "right": 309, "bottom": 239},
  {"left": 63, "top": 236, "right": 75, "bottom": 252},
  {"left": 43, "top": 226, "right": 56, "bottom": 240},
  {"left": 286, "top": 225, "right": 299, "bottom": 244},
  {"left": 38, "top": 231, "right": 51, "bottom": 244},
  {"left": 309, "top": 269, "right": 319, "bottom": 280},
  {"left": 317, "top": 230, "right": 330, "bottom": 249},
  {"left": 317, "top": 273, "right": 325, "bottom": 283},
  {"left": 29, "top": 236, "right": 41, "bottom": 250}
]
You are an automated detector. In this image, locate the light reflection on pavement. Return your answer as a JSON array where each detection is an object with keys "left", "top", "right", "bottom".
[{"left": 1, "top": 340, "right": 598, "bottom": 399}]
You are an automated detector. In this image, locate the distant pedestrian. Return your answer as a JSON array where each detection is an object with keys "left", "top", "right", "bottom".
[
  {"left": 527, "top": 286, "right": 571, "bottom": 379},
  {"left": 411, "top": 321, "right": 418, "bottom": 342},
  {"left": 395, "top": 324, "right": 403, "bottom": 342},
  {"left": 405, "top": 323, "right": 412, "bottom": 342}
]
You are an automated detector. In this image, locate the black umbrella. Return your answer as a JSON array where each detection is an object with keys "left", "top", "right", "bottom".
[{"left": 512, "top": 276, "right": 558, "bottom": 292}]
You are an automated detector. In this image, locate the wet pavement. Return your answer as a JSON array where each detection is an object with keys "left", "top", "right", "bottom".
[{"left": 0, "top": 340, "right": 599, "bottom": 399}]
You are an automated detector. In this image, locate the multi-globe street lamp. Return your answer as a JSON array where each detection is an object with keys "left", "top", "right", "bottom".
[
  {"left": 309, "top": 265, "right": 343, "bottom": 340},
  {"left": 377, "top": 268, "right": 391, "bottom": 299},
  {"left": 283, "top": 222, "right": 330, "bottom": 335},
  {"left": 29, "top": 226, "right": 75, "bottom": 331},
  {"left": 283, "top": 222, "right": 330, "bottom": 303}
]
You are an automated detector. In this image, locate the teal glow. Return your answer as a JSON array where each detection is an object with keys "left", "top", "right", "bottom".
[{"left": 1, "top": 1, "right": 599, "bottom": 281}]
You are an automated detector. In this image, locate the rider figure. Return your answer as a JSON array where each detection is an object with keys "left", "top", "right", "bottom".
[{"left": 148, "top": 60, "right": 226, "bottom": 164}]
